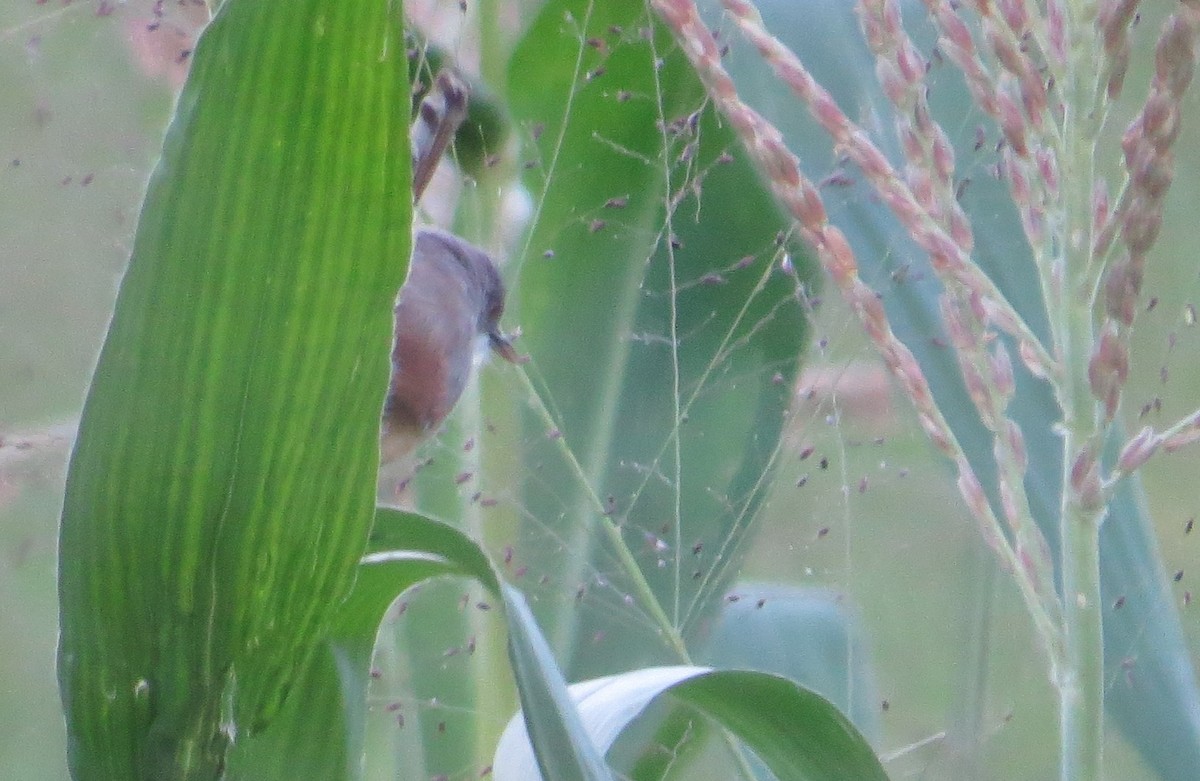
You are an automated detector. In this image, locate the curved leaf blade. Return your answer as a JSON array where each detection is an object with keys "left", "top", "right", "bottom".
[
  {"left": 698, "top": 583, "right": 881, "bottom": 741},
  {"left": 504, "top": 585, "right": 615, "bottom": 781},
  {"left": 231, "top": 508, "right": 610, "bottom": 781},
  {"left": 495, "top": 666, "right": 888, "bottom": 781},
  {"left": 227, "top": 509, "right": 480, "bottom": 780}
]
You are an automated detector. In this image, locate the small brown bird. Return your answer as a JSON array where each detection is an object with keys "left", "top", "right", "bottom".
[
  {"left": 380, "top": 229, "right": 519, "bottom": 463},
  {"left": 380, "top": 68, "right": 519, "bottom": 464}
]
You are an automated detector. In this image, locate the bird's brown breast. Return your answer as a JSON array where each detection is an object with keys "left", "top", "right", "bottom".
[{"left": 380, "top": 230, "right": 500, "bottom": 463}]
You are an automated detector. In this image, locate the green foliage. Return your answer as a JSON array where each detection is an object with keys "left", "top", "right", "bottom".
[
  {"left": 495, "top": 666, "right": 888, "bottom": 781},
  {"left": 35, "top": 0, "right": 1198, "bottom": 780},
  {"left": 52, "top": 1, "right": 868, "bottom": 780},
  {"left": 699, "top": 583, "right": 880, "bottom": 741}
]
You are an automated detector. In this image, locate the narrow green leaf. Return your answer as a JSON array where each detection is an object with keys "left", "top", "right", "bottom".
[
  {"left": 232, "top": 508, "right": 610, "bottom": 781},
  {"left": 494, "top": 666, "right": 889, "bottom": 781},
  {"left": 56, "top": 2, "right": 410, "bottom": 778},
  {"left": 227, "top": 510, "right": 474, "bottom": 780},
  {"left": 366, "top": 507, "right": 502, "bottom": 595},
  {"left": 504, "top": 585, "right": 615, "bottom": 781}
]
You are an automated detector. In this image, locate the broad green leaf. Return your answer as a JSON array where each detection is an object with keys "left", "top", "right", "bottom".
[
  {"left": 698, "top": 583, "right": 880, "bottom": 742},
  {"left": 721, "top": 1, "right": 1200, "bottom": 777},
  {"left": 56, "top": 2, "right": 410, "bottom": 778},
  {"left": 506, "top": 0, "right": 817, "bottom": 680},
  {"left": 612, "top": 584, "right": 879, "bottom": 781},
  {"left": 494, "top": 666, "right": 889, "bottom": 781},
  {"left": 365, "top": 507, "right": 502, "bottom": 596}
]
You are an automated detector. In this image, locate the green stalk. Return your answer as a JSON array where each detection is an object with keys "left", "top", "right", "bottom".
[
  {"left": 462, "top": 378, "right": 520, "bottom": 771},
  {"left": 1055, "top": 9, "right": 1106, "bottom": 771},
  {"left": 1058, "top": 487, "right": 1105, "bottom": 781},
  {"left": 1054, "top": 310, "right": 1104, "bottom": 781}
]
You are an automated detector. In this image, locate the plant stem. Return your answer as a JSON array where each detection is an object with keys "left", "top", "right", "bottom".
[
  {"left": 1058, "top": 490, "right": 1105, "bottom": 781},
  {"left": 1056, "top": 12, "right": 1106, "bottom": 767},
  {"left": 478, "top": 0, "right": 507, "bottom": 98},
  {"left": 1054, "top": 220, "right": 1106, "bottom": 780}
]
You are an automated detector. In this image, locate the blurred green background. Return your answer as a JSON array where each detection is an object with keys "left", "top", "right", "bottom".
[{"left": 2, "top": 2, "right": 1197, "bottom": 779}]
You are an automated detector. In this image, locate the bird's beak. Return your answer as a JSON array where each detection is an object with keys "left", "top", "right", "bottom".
[{"left": 489, "top": 329, "right": 527, "bottom": 364}]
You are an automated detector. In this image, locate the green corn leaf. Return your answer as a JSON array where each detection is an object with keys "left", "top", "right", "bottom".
[
  {"left": 698, "top": 583, "right": 881, "bottom": 742},
  {"left": 610, "top": 583, "right": 880, "bottom": 781},
  {"left": 225, "top": 510, "right": 461, "bottom": 780},
  {"left": 494, "top": 665, "right": 889, "bottom": 781},
  {"left": 503, "top": 584, "right": 615, "bottom": 781},
  {"left": 56, "top": 2, "right": 410, "bottom": 778}
]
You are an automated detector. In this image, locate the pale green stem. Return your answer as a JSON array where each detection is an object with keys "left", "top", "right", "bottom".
[
  {"left": 1058, "top": 484, "right": 1106, "bottom": 781},
  {"left": 1054, "top": 301, "right": 1106, "bottom": 781},
  {"left": 461, "top": 379, "right": 520, "bottom": 771},
  {"left": 1056, "top": 13, "right": 1106, "bottom": 769},
  {"left": 1055, "top": 194, "right": 1106, "bottom": 779}
]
